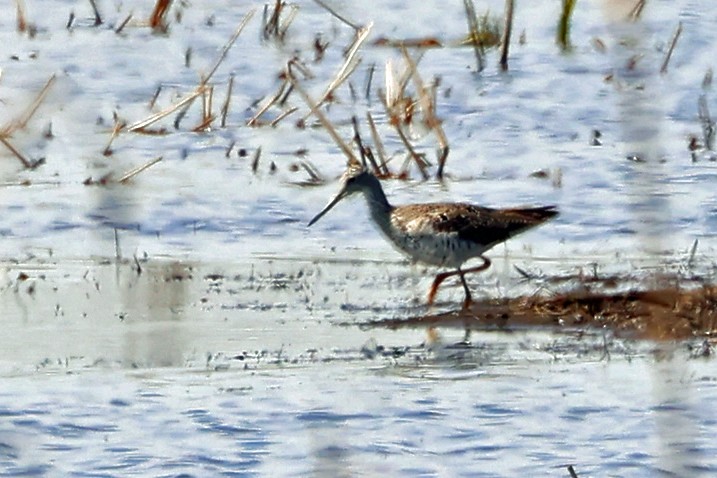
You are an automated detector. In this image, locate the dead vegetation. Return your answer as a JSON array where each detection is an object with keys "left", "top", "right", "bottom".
[
  {"left": 363, "top": 270, "right": 717, "bottom": 342},
  {"left": 5, "top": 0, "right": 524, "bottom": 185}
]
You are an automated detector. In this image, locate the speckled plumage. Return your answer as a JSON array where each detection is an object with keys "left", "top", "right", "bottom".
[
  {"left": 309, "top": 164, "right": 558, "bottom": 308},
  {"left": 387, "top": 203, "right": 558, "bottom": 268}
]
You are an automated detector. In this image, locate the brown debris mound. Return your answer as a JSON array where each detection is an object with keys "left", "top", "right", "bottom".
[{"left": 371, "top": 282, "right": 717, "bottom": 341}]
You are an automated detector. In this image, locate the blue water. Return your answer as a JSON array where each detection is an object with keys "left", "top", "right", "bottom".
[
  {"left": 2, "top": 357, "right": 717, "bottom": 477},
  {"left": 2, "top": 0, "right": 717, "bottom": 476}
]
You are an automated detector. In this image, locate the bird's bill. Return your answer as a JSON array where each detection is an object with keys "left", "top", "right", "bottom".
[{"left": 308, "top": 188, "right": 348, "bottom": 226}]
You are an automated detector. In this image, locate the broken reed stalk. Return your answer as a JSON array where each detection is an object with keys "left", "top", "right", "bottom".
[
  {"left": 313, "top": 0, "right": 360, "bottom": 30},
  {"left": 115, "top": 13, "right": 132, "bottom": 34},
  {"left": 366, "top": 112, "right": 390, "bottom": 175},
  {"left": 383, "top": 56, "right": 418, "bottom": 120},
  {"left": 270, "top": 106, "right": 298, "bottom": 126},
  {"left": 287, "top": 61, "right": 361, "bottom": 165},
  {"left": 277, "top": 5, "right": 299, "bottom": 40},
  {"left": 13, "top": 74, "right": 57, "bottom": 132},
  {"left": 301, "top": 23, "right": 373, "bottom": 122},
  {"left": 401, "top": 47, "right": 449, "bottom": 178},
  {"left": 351, "top": 116, "right": 381, "bottom": 173},
  {"left": 148, "top": 85, "right": 163, "bottom": 109},
  {"left": 365, "top": 62, "right": 375, "bottom": 101},
  {"left": 299, "top": 160, "right": 322, "bottom": 182},
  {"left": 557, "top": 0, "right": 576, "bottom": 51},
  {"left": 199, "top": 84, "right": 214, "bottom": 130},
  {"left": 687, "top": 238, "right": 699, "bottom": 268},
  {"left": 118, "top": 156, "right": 163, "bottom": 183},
  {"left": 499, "top": 0, "right": 514, "bottom": 71},
  {"left": 263, "top": 0, "right": 283, "bottom": 39},
  {"left": 698, "top": 95, "right": 715, "bottom": 151},
  {"left": 247, "top": 79, "right": 289, "bottom": 126},
  {"left": 220, "top": 74, "right": 234, "bottom": 128},
  {"left": 660, "top": 22, "right": 682, "bottom": 74},
  {"left": 102, "top": 119, "right": 125, "bottom": 155},
  {"left": 149, "top": 0, "right": 172, "bottom": 30},
  {"left": 251, "top": 146, "right": 262, "bottom": 173},
  {"left": 392, "top": 121, "right": 429, "bottom": 179},
  {"left": 204, "top": 9, "right": 256, "bottom": 85},
  {"left": 628, "top": 0, "right": 646, "bottom": 22},
  {"left": 463, "top": 0, "right": 485, "bottom": 72},
  {"left": 15, "top": 0, "right": 27, "bottom": 32},
  {"left": 88, "top": 0, "right": 102, "bottom": 26},
  {"left": 127, "top": 87, "right": 205, "bottom": 132},
  {"left": 0, "top": 137, "right": 34, "bottom": 168}
]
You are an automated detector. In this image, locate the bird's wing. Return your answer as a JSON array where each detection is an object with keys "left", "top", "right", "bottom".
[{"left": 428, "top": 204, "right": 556, "bottom": 247}]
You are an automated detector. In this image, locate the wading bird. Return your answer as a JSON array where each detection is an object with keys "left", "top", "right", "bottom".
[{"left": 309, "top": 163, "right": 558, "bottom": 308}]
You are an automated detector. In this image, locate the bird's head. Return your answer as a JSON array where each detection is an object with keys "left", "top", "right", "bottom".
[{"left": 308, "top": 161, "right": 375, "bottom": 226}]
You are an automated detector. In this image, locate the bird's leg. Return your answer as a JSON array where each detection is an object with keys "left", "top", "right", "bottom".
[
  {"left": 458, "top": 256, "right": 492, "bottom": 310},
  {"left": 427, "top": 270, "right": 455, "bottom": 305},
  {"left": 426, "top": 256, "right": 492, "bottom": 306},
  {"left": 458, "top": 268, "right": 473, "bottom": 310}
]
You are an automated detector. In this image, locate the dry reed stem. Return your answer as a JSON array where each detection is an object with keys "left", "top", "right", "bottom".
[
  {"left": 270, "top": 106, "right": 298, "bottom": 126},
  {"left": 15, "top": 0, "right": 27, "bottom": 32},
  {"left": 126, "top": 87, "right": 206, "bottom": 132},
  {"left": 102, "top": 119, "right": 125, "bottom": 156},
  {"left": 299, "top": 160, "right": 323, "bottom": 183},
  {"left": 0, "top": 137, "right": 34, "bottom": 169},
  {"left": 203, "top": 9, "right": 256, "bottom": 86},
  {"left": 313, "top": 0, "right": 360, "bottom": 30},
  {"left": 384, "top": 56, "right": 421, "bottom": 122},
  {"left": 698, "top": 95, "right": 715, "bottom": 151},
  {"left": 6, "top": 74, "right": 57, "bottom": 134},
  {"left": 263, "top": 0, "right": 283, "bottom": 39},
  {"left": 401, "top": 47, "right": 449, "bottom": 178},
  {"left": 365, "top": 63, "right": 375, "bottom": 101},
  {"left": 251, "top": 147, "right": 262, "bottom": 173},
  {"left": 392, "top": 121, "right": 429, "bottom": 179},
  {"left": 660, "top": 22, "right": 682, "bottom": 74},
  {"left": 115, "top": 13, "right": 132, "bottom": 34},
  {"left": 200, "top": 84, "right": 214, "bottom": 129},
  {"left": 463, "top": 0, "right": 485, "bottom": 71},
  {"left": 88, "top": 0, "right": 102, "bottom": 26},
  {"left": 247, "top": 79, "right": 289, "bottom": 126},
  {"left": 192, "top": 114, "right": 215, "bottom": 132},
  {"left": 499, "top": 0, "right": 514, "bottom": 71},
  {"left": 277, "top": 5, "right": 299, "bottom": 40},
  {"left": 372, "top": 37, "right": 443, "bottom": 48},
  {"left": 148, "top": 85, "right": 162, "bottom": 109},
  {"left": 301, "top": 23, "right": 372, "bottom": 123},
  {"left": 220, "top": 75, "right": 234, "bottom": 128},
  {"left": 149, "top": 0, "right": 172, "bottom": 30},
  {"left": 287, "top": 60, "right": 360, "bottom": 165},
  {"left": 118, "top": 156, "right": 163, "bottom": 183},
  {"left": 628, "top": 0, "right": 646, "bottom": 21},
  {"left": 351, "top": 116, "right": 379, "bottom": 172},
  {"left": 557, "top": 0, "right": 576, "bottom": 50},
  {"left": 366, "top": 112, "right": 390, "bottom": 175}
]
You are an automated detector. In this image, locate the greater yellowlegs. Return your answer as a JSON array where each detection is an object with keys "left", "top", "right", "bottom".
[{"left": 309, "top": 163, "right": 558, "bottom": 308}]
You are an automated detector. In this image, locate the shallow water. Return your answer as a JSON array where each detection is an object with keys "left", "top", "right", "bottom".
[{"left": 2, "top": 0, "right": 717, "bottom": 476}]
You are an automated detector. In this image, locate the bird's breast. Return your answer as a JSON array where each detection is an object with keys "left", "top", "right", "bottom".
[{"left": 385, "top": 226, "right": 486, "bottom": 268}]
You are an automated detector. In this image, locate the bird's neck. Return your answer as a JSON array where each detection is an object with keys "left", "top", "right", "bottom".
[{"left": 361, "top": 176, "right": 394, "bottom": 233}]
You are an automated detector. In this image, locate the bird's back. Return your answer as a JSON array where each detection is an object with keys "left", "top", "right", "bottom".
[{"left": 386, "top": 203, "right": 558, "bottom": 266}]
